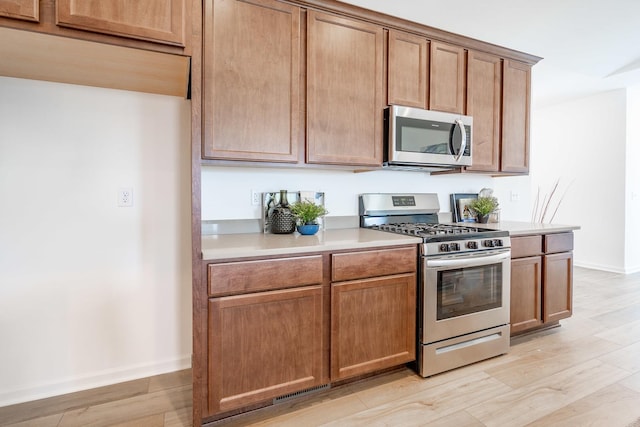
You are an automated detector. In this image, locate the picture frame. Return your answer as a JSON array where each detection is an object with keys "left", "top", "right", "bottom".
[{"left": 450, "top": 193, "right": 478, "bottom": 223}]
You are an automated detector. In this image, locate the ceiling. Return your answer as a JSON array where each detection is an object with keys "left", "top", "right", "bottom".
[{"left": 340, "top": 0, "right": 640, "bottom": 108}]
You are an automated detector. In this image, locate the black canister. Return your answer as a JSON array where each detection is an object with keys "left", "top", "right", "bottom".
[{"left": 270, "top": 190, "right": 296, "bottom": 234}]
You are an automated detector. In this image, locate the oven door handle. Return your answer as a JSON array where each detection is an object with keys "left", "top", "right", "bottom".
[{"left": 425, "top": 251, "right": 510, "bottom": 268}]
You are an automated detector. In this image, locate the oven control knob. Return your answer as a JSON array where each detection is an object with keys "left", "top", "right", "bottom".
[
  {"left": 483, "top": 239, "right": 494, "bottom": 247},
  {"left": 439, "top": 243, "right": 450, "bottom": 252},
  {"left": 449, "top": 243, "right": 460, "bottom": 252},
  {"left": 494, "top": 239, "right": 503, "bottom": 247},
  {"left": 466, "top": 241, "right": 478, "bottom": 249}
]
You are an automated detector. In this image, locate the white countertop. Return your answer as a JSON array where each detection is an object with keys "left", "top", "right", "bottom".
[
  {"left": 201, "top": 228, "right": 422, "bottom": 260},
  {"left": 201, "top": 221, "right": 580, "bottom": 260},
  {"left": 462, "top": 221, "right": 580, "bottom": 236}
]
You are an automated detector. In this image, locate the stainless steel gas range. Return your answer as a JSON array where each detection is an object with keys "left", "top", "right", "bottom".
[{"left": 359, "top": 193, "right": 511, "bottom": 377}]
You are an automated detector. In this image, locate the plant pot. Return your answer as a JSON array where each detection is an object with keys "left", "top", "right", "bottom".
[
  {"left": 478, "top": 214, "right": 490, "bottom": 224},
  {"left": 297, "top": 224, "right": 319, "bottom": 235}
]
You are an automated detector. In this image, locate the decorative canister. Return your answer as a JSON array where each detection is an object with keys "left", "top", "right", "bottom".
[{"left": 270, "top": 190, "right": 296, "bottom": 234}]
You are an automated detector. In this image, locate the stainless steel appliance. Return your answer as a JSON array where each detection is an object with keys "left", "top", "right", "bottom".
[
  {"left": 359, "top": 193, "right": 510, "bottom": 377},
  {"left": 384, "top": 105, "right": 472, "bottom": 171}
]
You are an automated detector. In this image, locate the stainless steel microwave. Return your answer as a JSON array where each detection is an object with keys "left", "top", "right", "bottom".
[{"left": 384, "top": 105, "right": 473, "bottom": 170}]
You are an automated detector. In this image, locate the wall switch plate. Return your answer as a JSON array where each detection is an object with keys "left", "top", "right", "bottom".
[
  {"left": 118, "top": 188, "right": 133, "bottom": 207},
  {"left": 251, "top": 190, "right": 260, "bottom": 206}
]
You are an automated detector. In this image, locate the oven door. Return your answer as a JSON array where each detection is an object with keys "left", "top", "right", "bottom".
[{"left": 422, "top": 249, "right": 510, "bottom": 344}]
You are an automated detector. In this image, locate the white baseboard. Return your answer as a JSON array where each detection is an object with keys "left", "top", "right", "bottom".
[
  {"left": 573, "top": 261, "right": 627, "bottom": 274},
  {"left": 0, "top": 355, "right": 191, "bottom": 408}
]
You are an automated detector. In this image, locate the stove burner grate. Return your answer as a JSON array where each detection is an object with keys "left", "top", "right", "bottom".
[{"left": 372, "top": 222, "right": 480, "bottom": 237}]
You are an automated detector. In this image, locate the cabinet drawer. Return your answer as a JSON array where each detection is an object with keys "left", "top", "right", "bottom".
[
  {"left": 511, "top": 235, "right": 542, "bottom": 258},
  {"left": 332, "top": 246, "right": 417, "bottom": 282},
  {"left": 544, "top": 232, "right": 574, "bottom": 254},
  {"left": 208, "top": 255, "right": 323, "bottom": 296}
]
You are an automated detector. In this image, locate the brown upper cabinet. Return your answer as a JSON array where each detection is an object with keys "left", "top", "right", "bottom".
[
  {"left": 429, "top": 40, "right": 466, "bottom": 114},
  {"left": 198, "top": 0, "right": 539, "bottom": 169},
  {"left": 202, "top": 2, "right": 385, "bottom": 166},
  {"left": 56, "top": 0, "right": 187, "bottom": 47},
  {"left": 202, "top": 0, "right": 302, "bottom": 162},
  {"left": 466, "top": 51, "right": 502, "bottom": 172},
  {"left": 0, "top": 0, "right": 38, "bottom": 22},
  {"left": 387, "top": 29, "right": 429, "bottom": 109},
  {"left": 501, "top": 59, "right": 532, "bottom": 173},
  {"left": 0, "top": 0, "right": 190, "bottom": 53},
  {"left": 0, "top": 0, "right": 191, "bottom": 96},
  {"left": 306, "top": 11, "right": 384, "bottom": 166}
]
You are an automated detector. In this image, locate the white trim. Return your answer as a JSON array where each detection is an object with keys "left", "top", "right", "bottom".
[
  {"left": 0, "top": 355, "right": 191, "bottom": 408},
  {"left": 573, "top": 261, "right": 626, "bottom": 275}
]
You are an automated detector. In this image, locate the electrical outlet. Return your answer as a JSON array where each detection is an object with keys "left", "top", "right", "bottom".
[
  {"left": 118, "top": 188, "right": 133, "bottom": 207},
  {"left": 251, "top": 190, "right": 261, "bottom": 206},
  {"left": 510, "top": 191, "right": 520, "bottom": 202}
]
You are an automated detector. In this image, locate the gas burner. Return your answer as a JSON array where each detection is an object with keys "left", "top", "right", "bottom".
[
  {"left": 373, "top": 222, "right": 481, "bottom": 237},
  {"left": 360, "top": 193, "right": 509, "bottom": 248}
]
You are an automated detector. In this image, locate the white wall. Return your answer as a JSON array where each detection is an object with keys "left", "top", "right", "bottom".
[
  {"left": 626, "top": 85, "right": 640, "bottom": 272},
  {"left": 0, "top": 77, "right": 192, "bottom": 406},
  {"left": 530, "top": 90, "right": 627, "bottom": 272},
  {"left": 201, "top": 166, "right": 527, "bottom": 221}
]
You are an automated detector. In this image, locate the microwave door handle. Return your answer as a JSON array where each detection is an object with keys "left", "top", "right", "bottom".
[{"left": 454, "top": 119, "right": 466, "bottom": 162}]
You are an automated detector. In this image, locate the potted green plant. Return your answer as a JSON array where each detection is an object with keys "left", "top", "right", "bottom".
[
  {"left": 289, "top": 200, "right": 329, "bottom": 235},
  {"left": 469, "top": 196, "right": 499, "bottom": 223}
]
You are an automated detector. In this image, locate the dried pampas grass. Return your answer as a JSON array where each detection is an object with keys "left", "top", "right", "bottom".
[{"left": 531, "top": 178, "right": 573, "bottom": 223}]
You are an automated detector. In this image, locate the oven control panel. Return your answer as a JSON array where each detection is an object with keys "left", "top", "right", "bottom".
[
  {"left": 439, "top": 243, "right": 460, "bottom": 252},
  {"left": 482, "top": 239, "right": 504, "bottom": 248},
  {"left": 425, "top": 235, "right": 510, "bottom": 257}
]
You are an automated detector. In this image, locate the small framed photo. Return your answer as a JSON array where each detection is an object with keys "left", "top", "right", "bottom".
[{"left": 450, "top": 193, "right": 478, "bottom": 223}]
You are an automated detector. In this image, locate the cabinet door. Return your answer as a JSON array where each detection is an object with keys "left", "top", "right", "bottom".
[
  {"left": 510, "top": 256, "right": 542, "bottom": 334},
  {"left": 466, "top": 51, "right": 501, "bottom": 172},
  {"left": 0, "top": 0, "right": 38, "bottom": 21},
  {"left": 543, "top": 252, "right": 573, "bottom": 323},
  {"left": 501, "top": 59, "right": 531, "bottom": 173},
  {"left": 203, "top": 0, "right": 301, "bottom": 162},
  {"left": 307, "top": 11, "right": 384, "bottom": 166},
  {"left": 429, "top": 40, "right": 466, "bottom": 114},
  {"left": 387, "top": 30, "right": 428, "bottom": 109},
  {"left": 331, "top": 274, "right": 416, "bottom": 380},
  {"left": 208, "top": 286, "right": 324, "bottom": 415},
  {"left": 56, "top": 0, "right": 186, "bottom": 46}
]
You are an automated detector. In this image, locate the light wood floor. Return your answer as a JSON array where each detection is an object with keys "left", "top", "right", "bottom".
[{"left": 2, "top": 266, "right": 640, "bottom": 427}]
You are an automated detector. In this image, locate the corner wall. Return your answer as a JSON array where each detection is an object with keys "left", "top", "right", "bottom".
[
  {"left": 531, "top": 90, "right": 627, "bottom": 272},
  {"left": 0, "top": 77, "right": 192, "bottom": 406},
  {"left": 626, "top": 85, "right": 640, "bottom": 273}
]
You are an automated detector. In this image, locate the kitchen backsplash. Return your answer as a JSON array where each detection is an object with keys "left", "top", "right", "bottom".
[
  {"left": 200, "top": 165, "right": 532, "bottom": 225},
  {"left": 202, "top": 215, "right": 358, "bottom": 235}
]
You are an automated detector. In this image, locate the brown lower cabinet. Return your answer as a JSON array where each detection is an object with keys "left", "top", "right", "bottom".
[
  {"left": 331, "top": 273, "right": 416, "bottom": 380},
  {"left": 510, "top": 254, "right": 543, "bottom": 333},
  {"left": 203, "top": 245, "right": 417, "bottom": 420},
  {"left": 207, "top": 286, "right": 324, "bottom": 414},
  {"left": 510, "top": 232, "right": 573, "bottom": 335}
]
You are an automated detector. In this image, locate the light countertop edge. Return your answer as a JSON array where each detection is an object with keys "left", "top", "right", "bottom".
[
  {"left": 463, "top": 221, "right": 581, "bottom": 236},
  {"left": 201, "top": 228, "right": 422, "bottom": 261},
  {"left": 201, "top": 221, "right": 581, "bottom": 261}
]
